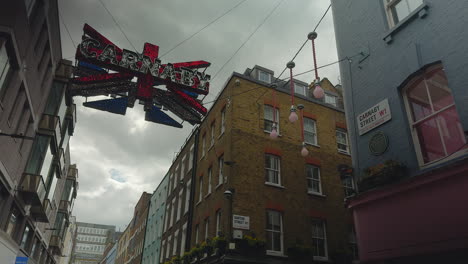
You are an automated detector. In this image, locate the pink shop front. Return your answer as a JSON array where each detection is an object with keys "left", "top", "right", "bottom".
[{"left": 348, "top": 158, "right": 468, "bottom": 264}]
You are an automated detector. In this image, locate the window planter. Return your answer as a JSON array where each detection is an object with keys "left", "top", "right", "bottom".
[
  {"left": 287, "top": 245, "right": 314, "bottom": 263},
  {"left": 234, "top": 235, "right": 266, "bottom": 257},
  {"left": 359, "top": 160, "right": 406, "bottom": 192}
]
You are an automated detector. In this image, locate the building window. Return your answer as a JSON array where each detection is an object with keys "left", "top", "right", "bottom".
[
  {"left": 180, "top": 224, "right": 187, "bottom": 256},
  {"left": 210, "top": 122, "right": 215, "bottom": 147},
  {"left": 258, "top": 71, "right": 271, "bottom": 83},
  {"left": 198, "top": 177, "right": 203, "bottom": 203},
  {"left": 207, "top": 167, "right": 212, "bottom": 195},
  {"left": 175, "top": 165, "right": 180, "bottom": 183},
  {"left": 195, "top": 225, "right": 199, "bottom": 244},
  {"left": 188, "top": 144, "right": 194, "bottom": 171},
  {"left": 0, "top": 40, "right": 13, "bottom": 102},
  {"left": 6, "top": 206, "right": 20, "bottom": 239},
  {"left": 306, "top": 165, "right": 322, "bottom": 194},
  {"left": 342, "top": 176, "right": 355, "bottom": 198},
  {"left": 20, "top": 224, "right": 32, "bottom": 249},
  {"left": 384, "top": 0, "right": 424, "bottom": 27},
  {"left": 264, "top": 105, "right": 279, "bottom": 133},
  {"left": 304, "top": 118, "right": 317, "bottom": 145},
  {"left": 325, "top": 94, "right": 337, "bottom": 107},
  {"left": 217, "top": 156, "right": 224, "bottom": 186},
  {"left": 220, "top": 107, "right": 226, "bottom": 135},
  {"left": 160, "top": 240, "right": 165, "bottom": 263},
  {"left": 294, "top": 83, "right": 307, "bottom": 96},
  {"left": 204, "top": 218, "right": 209, "bottom": 240},
  {"left": 311, "top": 219, "right": 328, "bottom": 260},
  {"left": 184, "top": 179, "right": 191, "bottom": 214},
  {"left": 403, "top": 64, "right": 465, "bottom": 164},
  {"left": 336, "top": 130, "right": 349, "bottom": 154},
  {"left": 265, "top": 154, "right": 281, "bottom": 185},
  {"left": 201, "top": 135, "right": 206, "bottom": 158},
  {"left": 265, "top": 210, "right": 283, "bottom": 254},
  {"left": 181, "top": 156, "right": 186, "bottom": 178},
  {"left": 215, "top": 210, "right": 222, "bottom": 236},
  {"left": 173, "top": 230, "right": 179, "bottom": 256},
  {"left": 176, "top": 189, "right": 183, "bottom": 221}
]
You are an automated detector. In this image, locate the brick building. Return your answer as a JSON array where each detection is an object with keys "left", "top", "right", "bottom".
[
  {"left": 0, "top": 1, "right": 79, "bottom": 263},
  {"left": 158, "top": 65, "right": 355, "bottom": 264},
  {"left": 116, "top": 192, "right": 151, "bottom": 264}
]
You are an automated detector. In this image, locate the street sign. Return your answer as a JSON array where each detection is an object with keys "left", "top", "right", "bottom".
[
  {"left": 15, "top": 257, "right": 28, "bottom": 264},
  {"left": 233, "top": 215, "right": 250, "bottom": 230},
  {"left": 357, "top": 99, "right": 391, "bottom": 135}
]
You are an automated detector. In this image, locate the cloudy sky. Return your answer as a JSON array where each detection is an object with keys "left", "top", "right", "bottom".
[{"left": 58, "top": 0, "right": 340, "bottom": 230}]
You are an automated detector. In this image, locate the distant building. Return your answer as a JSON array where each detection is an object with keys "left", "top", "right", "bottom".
[
  {"left": 115, "top": 192, "right": 151, "bottom": 264},
  {"left": 331, "top": 0, "right": 468, "bottom": 263},
  {"left": 142, "top": 173, "right": 170, "bottom": 264},
  {"left": 99, "top": 242, "right": 117, "bottom": 264},
  {"left": 70, "top": 222, "right": 116, "bottom": 264},
  {"left": 158, "top": 65, "right": 355, "bottom": 264}
]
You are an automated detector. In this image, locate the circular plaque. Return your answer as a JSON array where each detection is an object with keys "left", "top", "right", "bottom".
[{"left": 369, "top": 131, "right": 389, "bottom": 156}]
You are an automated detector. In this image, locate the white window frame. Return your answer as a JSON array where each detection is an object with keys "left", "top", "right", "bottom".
[
  {"left": 220, "top": 107, "right": 226, "bottom": 136},
  {"left": 175, "top": 164, "right": 180, "bottom": 184},
  {"left": 210, "top": 122, "right": 215, "bottom": 147},
  {"left": 184, "top": 179, "right": 191, "bottom": 214},
  {"left": 195, "top": 225, "right": 199, "bottom": 244},
  {"left": 311, "top": 219, "right": 328, "bottom": 261},
  {"left": 304, "top": 118, "right": 318, "bottom": 146},
  {"left": 325, "top": 94, "right": 337, "bottom": 107},
  {"left": 198, "top": 177, "right": 203, "bottom": 203},
  {"left": 336, "top": 129, "right": 349, "bottom": 154},
  {"left": 180, "top": 224, "right": 187, "bottom": 256},
  {"left": 217, "top": 156, "right": 224, "bottom": 187},
  {"left": 265, "top": 154, "right": 281, "bottom": 186},
  {"left": 207, "top": 167, "right": 212, "bottom": 195},
  {"left": 201, "top": 135, "right": 206, "bottom": 158},
  {"left": 204, "top": 218, "right": 209, "bottom": 240},
  {"left": 215, "top": 210, "right": 221, "bottom": 236},
  {"left": 173, "top": 230, "right": 179, "bottom": 256},
  {"left": 176, "top": 189, "right": 183, "bottom": 222},
  {"left": 170, "top": 199, "right": 176, "bottom": 227},
  {"left": 265, "top": 210, "right": 283, "bottom": 255},
  {"left": 264, "top": 105, "right": 280, "bottom": 133},
  {"left": 166, "top": 235, "right": 171, "bottom": 259},
  {"left": 342, "top": 176, "right": 355, "bottom": 198},
  {"left": 258, "top": 70, "right": 272, "bottom": 83},
  {"left": 188, "top": 144, "right": 194, "bottom": 171},
  {"left": 294, "top": 83, "right": 307, "bottom": 96},
  {"left": 384, "top": 0, "right": 424, "bottom": 27},
  {"left": 402, "top": 64, "right": 465, "bottom": 166},
  {"left": 306, "top": 165, "right": 322, "bottom": 195}
]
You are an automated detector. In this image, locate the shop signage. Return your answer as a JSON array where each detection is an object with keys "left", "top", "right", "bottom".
[
  {"left": 357, "top": 99, "right": 391, "bottom": 135},
  {"left": 233, "top": 215, "right": 250, "bottom": 230},
  {"left": 15, "top": 257, "right": 28, "bottom": 264}
]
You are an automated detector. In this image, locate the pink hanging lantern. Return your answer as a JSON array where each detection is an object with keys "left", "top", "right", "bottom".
[
  {"left": 287, "top": 61, "right": 297, "bottom": 123},
  {"left": 308, "top": 32, "right": 324, "bottom": 99}
]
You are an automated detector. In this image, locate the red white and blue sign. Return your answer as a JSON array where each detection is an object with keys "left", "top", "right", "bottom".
[{"left": 71, "top": 24, "right": 211, "bottom": 127}]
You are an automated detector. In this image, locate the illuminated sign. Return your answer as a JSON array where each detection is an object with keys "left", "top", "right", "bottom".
[{"left": 71, "top": 24, "right": 211, "bottom": 127}]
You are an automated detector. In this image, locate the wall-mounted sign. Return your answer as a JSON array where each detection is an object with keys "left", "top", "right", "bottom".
[
  {"left": 369, "top": 131, "right": 389, "bottom": 155},
  {"left": 15, "top": 257, "right": 28, "bottom": 264},
  {"left": 233, "top": 215, "right": 250, "bottom": 230},
  {"left": 357, "top": 99, "right": 391, "bottom": 135}
]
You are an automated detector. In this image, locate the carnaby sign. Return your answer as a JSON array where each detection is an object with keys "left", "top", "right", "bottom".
[{"left": 357, "top": 99, "right": 391, "bottom": 135}]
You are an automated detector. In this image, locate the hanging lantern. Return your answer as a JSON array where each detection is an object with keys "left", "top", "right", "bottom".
[
  {"left": 308, "top": 32, "right": 324, "bottom": 99},
  {"left": 313, "top": 79, "right": 324, "bottom": 99},
  {"left": 301, "top": 142, "right": 309, "bottom": 157},
  {"left": 289, "top": 105, "right": 298, "bottom": 123},
  {"left": 270, "top": 123, "right": 278, "bottom": 139}
]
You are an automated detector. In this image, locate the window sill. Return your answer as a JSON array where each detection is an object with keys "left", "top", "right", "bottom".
[
  {"left": 307, "top": 192, "right": 326, "bottom": 198},
  {"left": 338, "top": 150, "right": 351, "bottom": 156},
  {"left": 215, "top": 183, "right": 223, "bottom": 190},
  {"left": 266, "top": 251, "right": 287, "bottom": 257},
  {"left": 383, "top": 3, "right": 429, "bottom": 44},
  {"left": 196, "top": 201, "right": 202, "bottom": 207},
  {"left": 209, "top": 145, "right": 214, "bottom": 151},
  {"left": 205, "top": 192, "right": 212, "bottom": 199},
  {"left": 313, "top": 256, "right": 330, "bottom": 262},
  {"left": 419, "top": 146, "right": 468, "bottom": 170},
  {"left": 218, "top": 132, "right": 225, "bottom": 139},
  {"left": 264, "top": 130, "right": 282, "bottom": 137},
  {"left": 265, "top": 182, "right": 285, "bottom": 189},
  {"left": 305, "top": 142, "right": 320, "bottom": 148}
]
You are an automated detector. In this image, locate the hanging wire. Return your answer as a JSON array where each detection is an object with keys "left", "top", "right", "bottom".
[
  {"left": 97, "top": 0, "right": 138, "bottom": 52},
  {"left": 160, "top": 0, "right": 248, "bottom": 58},
  {"left": 59, "top": 12, "right": 76, "bottom": 49},
  {"left": 211, "top": 0, "right": 285, "bottom": 81}
]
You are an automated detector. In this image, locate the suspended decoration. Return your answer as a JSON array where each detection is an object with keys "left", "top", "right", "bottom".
[
  {"left": 308, "top": 32, "right": 324, "bottom": 99},
  {"left": 70, "top": 23, "right": 212, "bottom": 128},
  {"left": 298, "top": 104, "right": 309, "bottom": 157},
  {"left": 286, "top": 61, "right": 298, "bottom": 123},
  {"left": 270, "top": 84, "right": 278, "bottom": 139}
]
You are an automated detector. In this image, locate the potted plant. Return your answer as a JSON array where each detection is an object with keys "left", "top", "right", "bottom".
[
  {"left": 170, "top": 256, "right": 181, "bottom": 264},
  {"left": 181, "top": 252, "right": 191, "bottom": 264},
  {"left": 189, "top": 245, "right": 202, "bottom": 263},
  {"left": 201, "top": 238, "right": 214, "bottom": 256},
  {"left": 212, "top": 236, "right": 227, "bottom": 256},
  {"left": 239, "top": 234, "right": 266, "bottom": 256},
  {"left": 359, "top": 160, "right": 406, "bottom": 191}
]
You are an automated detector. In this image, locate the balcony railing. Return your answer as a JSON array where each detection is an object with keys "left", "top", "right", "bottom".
[
  {"left": 30, "top": 199, "right": 51, "bottom": 223},
  {"left": 58, "top": 200, "right": 71, "bottom": 215},
  {"left": 49, "top": 234, "right": 63, "bottom": 255},
  {"left": 38, "top": 114, "right": 62, "bottom": 150},
  {"left": 18, "top": 173, "right": 47, "bottom": 206},
  {"left": 67, "top": 165, "right": 78, "bottom": 181}
]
